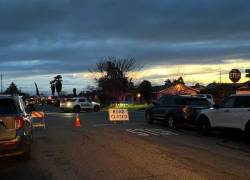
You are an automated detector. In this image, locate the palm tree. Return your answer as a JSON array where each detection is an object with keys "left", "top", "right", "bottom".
[
  {"left": 50, "top": 80, "right": 56, "bottom": 97},
  {"left": 73, "top": 88, "right": 77, "bottom": 96},
  {"left": 54, "top": 75, "right": 62, "bottom": 97},
  {"left": 50, "top": 75, "right": 62, "bottom": 97}
]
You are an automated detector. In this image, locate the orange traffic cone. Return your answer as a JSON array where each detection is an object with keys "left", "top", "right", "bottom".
[{"left": 75, "top": 113, "right": 81, "bottom": 127}]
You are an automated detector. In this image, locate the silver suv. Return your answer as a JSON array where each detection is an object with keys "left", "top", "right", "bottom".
[
  {"left": 196, "top": 94, "right": 250, "bottom": 137},
  {"left": 0, "top": 95, "right": 32, "bottom": 160}
]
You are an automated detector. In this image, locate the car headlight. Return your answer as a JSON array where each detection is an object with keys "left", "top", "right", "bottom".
[{"left": 66, "top": 102, "right": 72, "bottom": 107}]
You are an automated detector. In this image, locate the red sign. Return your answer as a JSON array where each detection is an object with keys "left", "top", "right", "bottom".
[{"left": 229, "top": 69, "right": 241, "bottom": 83}]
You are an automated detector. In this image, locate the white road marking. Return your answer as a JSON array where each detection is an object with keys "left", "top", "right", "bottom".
[
  {"left": 139, "top": 129, "right": 160, "bottom": 136},
  {"left": 125, "top": 129, "right": 149, "bottom": 136},
  {"left": 126, "top": 128, "right": 179, "bottom": 136}
]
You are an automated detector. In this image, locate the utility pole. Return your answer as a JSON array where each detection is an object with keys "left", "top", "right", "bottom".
[{"left": 219, "top": 70, "right": 222, "bottom": 84}]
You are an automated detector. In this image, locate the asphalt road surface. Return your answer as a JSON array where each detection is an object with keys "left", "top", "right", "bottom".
[{"left": 1, "top": 107, "right": 250, "bottom": 180}]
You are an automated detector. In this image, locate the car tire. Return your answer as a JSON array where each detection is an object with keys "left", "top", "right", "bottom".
[
  {"left": 167, "top": 115, "right": 175, "bottom": 129},
  {"left": 94, "top": 106, "right": 100, "bottom": 112},
  {"left": 145, "top": 112, "right": 153, "bottom": 124},
  {"left": 73, "top": 106, "right": 81, "bottom": 113},
  {"left": 197, "top": 116, "right": 211, "bottom": 136}
]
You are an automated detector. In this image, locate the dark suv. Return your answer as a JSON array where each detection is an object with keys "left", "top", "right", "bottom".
[
  {"left": 0, "top": 95, "right": 32, "bottom": 160},
  {"left": 145, "top": 95, "right": 210, "bottom": 128}
]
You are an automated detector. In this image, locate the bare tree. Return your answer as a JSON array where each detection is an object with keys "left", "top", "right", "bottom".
[{"left": 93, "top": 57, "right": 138, "bottom": 102}]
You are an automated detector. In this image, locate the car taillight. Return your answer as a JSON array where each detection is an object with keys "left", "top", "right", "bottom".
[
  {"left": 181, "top": 105, "right": 189, "bottom": 114},
  {"left": 15, "top": 117, "right": 25, "bottom": 129}
]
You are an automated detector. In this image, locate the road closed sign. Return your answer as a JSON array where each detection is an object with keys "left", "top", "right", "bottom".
[{"left": 109, "top": 109, "right": 129, "bottom": 121}]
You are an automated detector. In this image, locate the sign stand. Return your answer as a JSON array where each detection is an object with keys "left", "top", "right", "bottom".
[{"left": 229, "top": 69, "right": 241, "bottom": 94}]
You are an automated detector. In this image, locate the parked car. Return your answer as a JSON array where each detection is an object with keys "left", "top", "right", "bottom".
[
  {"left": 0, "top": 95, "right": 32, "bottom": 160},
  {"left": 195, "top": 94, "right": 215, "bottom": 106},
  {"left": 60, "top": 97, "right": 100, "bottom": 113},
  {"left": 145, "top": 95, "right": 210, "bottom": 128},
  {"left": 196, "top": 94, "right": 250, "bottom": 136}
]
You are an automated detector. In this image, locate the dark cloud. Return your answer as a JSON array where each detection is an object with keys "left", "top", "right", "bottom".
[{"left": 1, "top": 0, "right": 250, "bottom": 78}]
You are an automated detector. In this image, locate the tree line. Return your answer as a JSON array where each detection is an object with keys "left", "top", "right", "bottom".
[
  {"left": 0, "top": 57, "right": 188, "bottom": 104},
  {"left": 2, "top": 56, "right": 242, "bottom": 104}
]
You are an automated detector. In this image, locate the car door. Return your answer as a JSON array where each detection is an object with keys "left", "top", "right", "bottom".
[
  {"left": 233, "top": 96, "right": 250, "bottom": 130},
  {"left": 157, "top": 97, "right": 174, "bottom": 120},
  {"left": 79, "top": 98, "right": 92, "bottom": 109},
  {"left": 209, "top": 96, "right": 237, "bottom": 128},
  {"left": 85, "top": 100, "right": 94, "bottom": 109},
  {"left": 151, "top": 97, "right": 173, "bottom": 120},
  {"left": 151, "top": 97, "right": 166, "bottom": 120},
  {"left": 79, "top": 98, "right": 87, "bottom": 109}
]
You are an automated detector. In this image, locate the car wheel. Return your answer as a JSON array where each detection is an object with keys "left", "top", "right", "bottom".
[
  {"left": 167, "top": 115, "right": 175, "bottom": 129},
  {"left": 73, "top": 106, "right": 81, "bottom": 113},
  {"left": 197, "top": 116, "right": 211, "bottom": 135},
  {"left": 145, "top": 112, "right": 153, "bottom": 124},
  {"left": 94, "top": 106, "right": 100, "bottom": 112}
]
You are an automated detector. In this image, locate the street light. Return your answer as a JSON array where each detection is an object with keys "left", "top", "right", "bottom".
[{"left": 137, "top": 93, "right": 141, "bottom": 103}]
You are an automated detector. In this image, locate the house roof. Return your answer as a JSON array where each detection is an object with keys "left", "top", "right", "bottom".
[
  {"left": 237, "top": 81, "right": 250, "bottom": 90},
  {"left": 158, "top": 83, "right": 200, "bottom": 93}
]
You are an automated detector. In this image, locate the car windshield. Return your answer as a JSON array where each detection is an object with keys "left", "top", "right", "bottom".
[{"left": 0, "top": 98, "right": 18, "bottom": 115}]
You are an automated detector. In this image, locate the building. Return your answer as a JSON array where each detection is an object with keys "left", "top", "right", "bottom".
[
  {"left": 237, "top": 81, "right": 250, "bottom": 94},
  {"left": 156, "top": 83, "right": 200, "bottom": 99}
]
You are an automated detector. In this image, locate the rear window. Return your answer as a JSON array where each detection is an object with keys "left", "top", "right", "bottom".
[
  {"left": 185, "top": 98, "right": 209, "bottom": 106},
  {"left": 175, "top": 97, "right": 209, "bottom": 106},
  {"left": 0, "top": 98, "right": 18, "bottom": 115}
]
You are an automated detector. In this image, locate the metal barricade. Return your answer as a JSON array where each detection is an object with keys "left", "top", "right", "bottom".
[{"left": 31, "top": 111, "right": 46, "bottom": 129}]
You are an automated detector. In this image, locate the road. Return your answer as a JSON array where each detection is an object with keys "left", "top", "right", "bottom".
[{"left": 0, "top": 108, "right": 250, "bottom": 180}]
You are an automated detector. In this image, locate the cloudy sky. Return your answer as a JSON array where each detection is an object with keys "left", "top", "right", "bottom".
[{"left": 0, "top": 0, "right": 250, "bottom": 95}]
